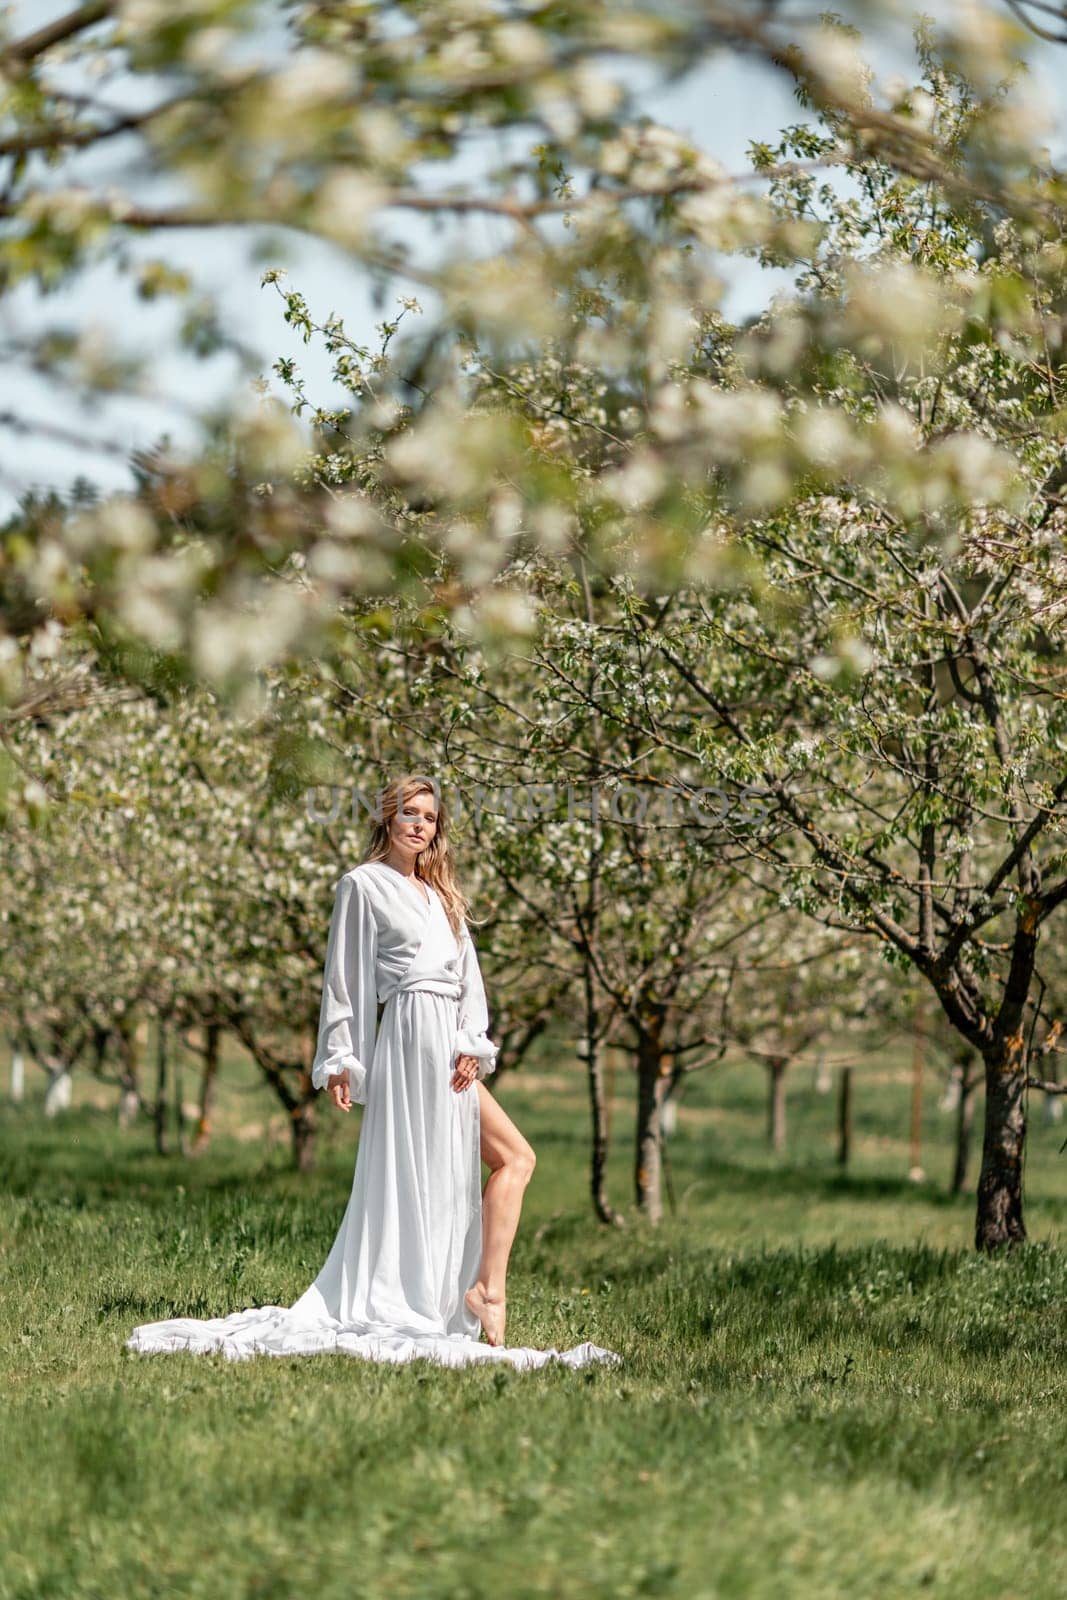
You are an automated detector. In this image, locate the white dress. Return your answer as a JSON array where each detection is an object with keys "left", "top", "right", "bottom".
[{"left": 126, "top": 860, "right": 621, "bottom": 1372}]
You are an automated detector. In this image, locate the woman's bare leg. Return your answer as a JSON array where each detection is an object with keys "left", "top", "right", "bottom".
[{"left": 464, "top": 1082, "right": 536, "bottom": 1346}]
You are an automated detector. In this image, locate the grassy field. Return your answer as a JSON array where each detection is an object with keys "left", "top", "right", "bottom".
[{"left": 2, "top": 1039, "right": 1066, "bottom": 1600}]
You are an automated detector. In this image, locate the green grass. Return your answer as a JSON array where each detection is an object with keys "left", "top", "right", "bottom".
[{"left": 1, "top": 1043, "right": 1066, "bottom": 1600}]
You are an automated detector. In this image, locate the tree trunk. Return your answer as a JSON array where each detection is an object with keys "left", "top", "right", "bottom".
[
  {"left": 767, "top": 1056, "right": 787, "bottom": 1153},
  {"left": 43, "top": 1068, "right": 72, "bottom": 1116},
  {"left": 950, "top": 1050, "right": 979, "bottom": 1197},
  {"left": 115, "top": 1015, "right": 141, "bottom": 1129},
  {"left": 10, "top": 1046, "right": 24, "bottom": 1103},
  {"left": 291, "top": 1100, "right": 316, "bottom": 1173},
  {"left": 225, "top": 1015, "right": 315, "bottom": 1173},
  {"left": 1040, "top": 1050, "right": 1063, "bottom": 1124},
  {"left": 908, "top": 996, "right": 925, "bottom": 1182},
  {"left": 174, "top": 1038, "right": 190, "bottom": 1156},
  {"left": 585, "top": 1034, "right": 623, "bottom": 1226},
  {"left": 975, "top": 1035, "right": 1028, "bottom": 1250},
  {"left": 837, "top": 1066, "right": 852, "bottom": 1168},
  {"left": 660, "top": 1057, "right": 677, "bottom": 1218},
  {"left": 193, "top": 1022, "right": 221, "bottom": 1152},
  {"left": 154, "top": 1016, "right": 169, "bottom": 1156},
  {"left": 92, "top": 1024, "right": 110, "bottom": 1079},
  {"left": 634, "top": 1007, "right": 667, "bottom": 1223}
]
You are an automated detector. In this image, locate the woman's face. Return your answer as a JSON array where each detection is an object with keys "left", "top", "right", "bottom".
[{"left": 390, "top": 789, "right": 438, "bottom": 862}]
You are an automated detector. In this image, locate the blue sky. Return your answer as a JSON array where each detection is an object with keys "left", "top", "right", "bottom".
[{"left": 2, "top": 1, "right": 1064, "bottom": 516}]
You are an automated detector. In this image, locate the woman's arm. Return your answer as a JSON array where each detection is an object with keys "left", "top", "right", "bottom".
[
  {"left": 310, "top": 872, "right": 379, "bottom": 1103},
  {"left": 455, "top": 923, "right": 500, "bottom": 1083}
]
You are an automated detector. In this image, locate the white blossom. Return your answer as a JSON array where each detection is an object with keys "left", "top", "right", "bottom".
[
  {"left": 311, "top": 171, "right": 387, "bottom": 247},
  {"left": 571, "top": 64, "right": 622, "bottom": 119},
  {"left": 806, "top": 27, "right": 873, "bottom": 105},
  {"left": 599, "top": 453, "right": 665, "bottom": 511},
  {"left": 275, "top": 50, "right": 352, "bottom": 107},
  {"left": 493, "top": 22, "right": 550, "bottom": 69}
]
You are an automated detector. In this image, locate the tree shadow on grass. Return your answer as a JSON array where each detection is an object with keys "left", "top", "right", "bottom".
[
  {"left": 0, "top": 1104, "right": 344, "bottom": 1208},
  {"left": 674, "top": 1150, "right": 971, "bottom": 1212}
]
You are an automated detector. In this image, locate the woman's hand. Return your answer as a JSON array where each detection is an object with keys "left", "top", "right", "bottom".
[
  {"left": 327, "top": 1070, "right": 352, "bottom": 1112},
  {"left": 451, "top": 1052, "right": 479, "bottom": 1093}
]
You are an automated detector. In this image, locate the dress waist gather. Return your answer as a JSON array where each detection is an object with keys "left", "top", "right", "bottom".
[{"left": 382, "top": 967, "right": 462, "bottom": 1004}]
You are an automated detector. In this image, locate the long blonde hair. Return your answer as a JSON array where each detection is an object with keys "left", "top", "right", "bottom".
[{"left": 362, "top": 773, "right": 477, "bottom": 940}]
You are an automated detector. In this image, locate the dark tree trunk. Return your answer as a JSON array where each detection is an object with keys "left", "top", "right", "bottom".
[
  {"left": 837, "top": 1066, "right": 852, "bottom": 1168},
  {"left": 634, "top": 1005, "right": 667, "bottom": 1222},
  {"left": 767, "top": 1056, "right": 788, "bottom": 1153},
  {"left": 586, "top": 1035, "right": 624, "bottom": 1226},
  {"left": 973, "top": 895, "right": 1040, "bottom": 1250},
  {"left": 975, "top": 1034, "right": 1028, "bottom": 1250},
  {"left": 291, "top": 1100, "right": 316, "bottom": 1173},
  {"left": 92, "top": 1024, "right": 110, "bottom": 1078},
  {"left": 950, "top": 1050, "right": 980, "bottom": 1196},
  {"left": 193, "top": 1022, "right": 221, "bottom": 1153}
]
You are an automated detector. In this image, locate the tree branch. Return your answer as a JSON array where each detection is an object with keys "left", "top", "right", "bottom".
[{"left": 1, "top": 2, "right": 114, "bottom": 66}]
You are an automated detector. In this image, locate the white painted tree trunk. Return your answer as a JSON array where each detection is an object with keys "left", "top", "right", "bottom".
[
  {"left": 117, "top": 1088, "right": 140, "bottom": 1128},
  {"left": 10, "top": 1049, "right": 24, "bottom": 1103},
  {"left": 44, "top": 1070, "right": 72, "bottom": 1116},
  {"left": 939, "top": 1068, "right": 962, "bottom": 1112}
]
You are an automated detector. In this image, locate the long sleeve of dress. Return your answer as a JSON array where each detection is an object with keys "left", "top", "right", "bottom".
[
  {"left": 454, "top": 923, "right": 500, "bottom": 1083},
  {"left": 310, "top": 873, "right": 379, "bottom": 1101}
]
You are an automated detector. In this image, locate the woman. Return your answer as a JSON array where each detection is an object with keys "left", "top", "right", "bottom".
[{"left": 127, "top": 775, "right": 619, "bottom": 1372}]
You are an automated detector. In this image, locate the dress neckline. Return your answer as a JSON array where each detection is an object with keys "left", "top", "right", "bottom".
[{"left": 371, "top": 859, "right": 433, "bottom": 911}]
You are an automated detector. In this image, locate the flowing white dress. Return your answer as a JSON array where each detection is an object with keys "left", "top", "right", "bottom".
[{"left": 126, "top": 860, "right": 621, "bottom": 1371}]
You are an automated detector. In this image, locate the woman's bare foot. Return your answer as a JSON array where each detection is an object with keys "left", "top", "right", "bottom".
[{"left": 465, "top": 1281, "right": 506, "bottom": 1346}]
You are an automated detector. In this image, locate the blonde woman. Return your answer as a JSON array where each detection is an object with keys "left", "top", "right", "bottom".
[{"left": 127, "top": 774, "right": 619, "bottom": 1371}]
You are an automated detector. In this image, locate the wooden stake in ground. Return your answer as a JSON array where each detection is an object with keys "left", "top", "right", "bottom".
[{"left": 837, "top": 1067, "right": 852, "bottom": 1168}]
